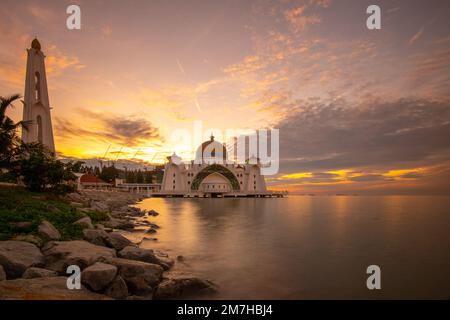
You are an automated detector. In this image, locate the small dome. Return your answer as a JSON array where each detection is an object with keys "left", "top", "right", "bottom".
[
  {"left": 31, "top": 38, "right": 41, "bottom": 51},
  {"left": 195, "top": 135, "right": 227, "bottom": 162}
]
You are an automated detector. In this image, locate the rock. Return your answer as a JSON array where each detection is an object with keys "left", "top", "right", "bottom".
[
  {"left": 148, "top": 210, "right": 159, "bottom": 216},
  {"left": 22, "top": 267, "right": 58, "bottom": 279},
  {"left": 148, "top": 222, "right": 160, "bottom": 229},
  {"left": 124, "top": 276, "right": 153, "bottom": 296},
  {"left": 76, "top": 207, "right": 90, "bottom": 214},
  {"left": 10, "top": 221, "right": 32, "bottom": 231},
  {"left": 38, "top": 220, "right": 61, "bottom": 241},
  {"left": 103, "top": 218, "right": 134, "bottom": 230},
  {"left": 42, "top": 240, "right": 116, "bottom": 273},
  {"left": 90, "top": 201, "right": 109, "bottom": 212},
  {"left": 46, "top": 204, "right": 61, "bottom": 213},
  {"left": 83, "top": 229, "right": 109, "bottom": 246},
  {"left": 12, "top": 234, "right": 44, "bottom": 248},
  {"left": 154, "top": 250, "right": 168, "bottom": 258},
  {"left": 95, "top": 224, "right": 105, "bottom": 230},
  {"left": 110, "top": 210, "right": 127, "bottom": 218},
  {"left": 0, "top": 241, "right": 44, "bottom": 279},
  {"left": 106, "top": 232, "right": 133, "bottom": 251},
  {"left": 70, "top": 202, "right": 84, "bottom": 207},
  {"left": 154, "top": 277, "right": 218, "bottom": 300},
  {"left": 126, "top": 295, "right": 147, "bottom": 300},
  {"left": 105, "top": 276, "right": 128, "bottom": 299},
  {"left": 81, "top": 262, "right": 117, "bottom": 292},
  {"left": 145, "top": 228, "right": 157, "bottom": 234},
  {"left": 73, "top": 216, "right": 94, "bottom": 230},
  {"left": 0, "top": 277, "right": 111, "bottom": 300},
  {"left": 107, "top": 257, "right": 163, "bottom": 288},
  {"left": 0, "top": 265, "right": 5, "bottom": 281},
  {"left": 118, "top": 246, "right": 173, "bottom": 271}
]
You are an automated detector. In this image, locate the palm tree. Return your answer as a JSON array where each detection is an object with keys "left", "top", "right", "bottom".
[{"left": 0, "top": 94, "right": 30, "bottom": 168}]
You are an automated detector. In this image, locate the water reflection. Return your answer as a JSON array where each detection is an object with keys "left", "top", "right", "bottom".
[{"left": 133, "top": 196, "right": 450, "bottom": 299}]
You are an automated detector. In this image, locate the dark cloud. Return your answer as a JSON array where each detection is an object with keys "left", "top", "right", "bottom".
[
  {"left": 55, "top": 112, "right": 163, "bottom": 147},
  {"left": 278, "top": 97, "right": 450, "bottom": 173},
  {"left": 103, "top": 117, "right": 161, "bottom": 146},
  {"left": 348, "top": 174, "right": 386, "bottom": 182}
]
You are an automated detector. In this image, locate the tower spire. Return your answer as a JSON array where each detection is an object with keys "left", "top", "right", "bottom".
[{"left": 22, "top": 38, "right": 55, "bottom": 152}]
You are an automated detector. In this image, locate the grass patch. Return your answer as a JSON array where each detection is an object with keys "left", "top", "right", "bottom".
[
  {"left": 0, "top": 186, "right": 102, "bottom": 241},
  {"left": 85, "top": 210, "right": 110, "bottom": 224}
]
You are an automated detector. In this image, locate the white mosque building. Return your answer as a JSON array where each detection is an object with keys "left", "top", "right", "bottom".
[{"left": 159, "top": 135, "right": 271, "bottom": 197}]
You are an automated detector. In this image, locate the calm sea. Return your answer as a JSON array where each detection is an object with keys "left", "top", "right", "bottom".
[{"left": 129, "top": 196, "right": 450, "bottom": 299}]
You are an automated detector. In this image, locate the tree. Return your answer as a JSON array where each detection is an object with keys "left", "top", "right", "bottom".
[
  {"left": 136, "top": 169, "right": 144, "bottom": 183},
  {"left": 0, "top": 94, "right": 30, "bottom": 168},
  {"left": 100, "top": 164, "right": 119, "bottom": 183},
  {"left": 10, "top": 142, "right": 76, "bottom": 192},
  {"left": 126, "top": 170, "right": 136, "bottom": 183},
  {"left": 144, "top": 171, "right": 153, "bottom": 183},
  {"left": 65, "top": 160, "right": 85, "bottom": 173}
]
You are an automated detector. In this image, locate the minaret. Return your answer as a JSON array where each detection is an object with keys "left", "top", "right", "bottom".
[{"left": 22, "top": 38, "right": 55, "bottom": 153}]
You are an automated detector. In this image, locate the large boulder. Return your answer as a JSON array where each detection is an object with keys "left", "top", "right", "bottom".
[
  {"left": 0, "top": 241, "right": 44, "bottom": 279},
  {"left": 0, "top": 277, "right": 111, "bottom": 300},
  {"left": 38, "top": 220, "right": 61, "bottom": 241},
  {"left": 0, "top": 265, "right": 5, "bottom": 281},
  {"left": 42, "top": 240, "right": 116, "bottom": 273},
  {"left": 154, "top": 277, "right": 218, "bottom": 300},
  {"left": 107, "top": 257, "right": 163, "bottom": 290},
  {"left": 83, "top": 229, "right": 109, "bottom": 247},
  {"left": 73, "top": 216, "right": 94, "bottom": 230},
  {"left": 124, "top": 276, "right": 153, "bottom": 296},
  {"left": 22, "top": 267, "right": 58, "bottom": 279},
  {"left": 106, "top": 232, "right": 133, "bottom": 251},
  {"left": 103, "top": 218, "right": 134, "bottom": 230},
  {"left": 105, "top": 276, "right": 128, "bottom": 299},
  {"left": 81, "top": 262, "right": 117, "bottom": 292},
  {"left": 118, "top": 246, "right": 173, "bottom": 270}
]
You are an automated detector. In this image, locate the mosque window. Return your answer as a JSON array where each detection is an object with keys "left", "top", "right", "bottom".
[
  {"left": 36, "top": 115, "right": 43, "bottom": 143},
  {"left": 34, "top": 71, "right": 41, "bottom": 100}
]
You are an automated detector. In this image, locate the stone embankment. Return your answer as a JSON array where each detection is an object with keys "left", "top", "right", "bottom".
[{"left": 0, "top": 190, "right": 217, "bottom": 300}]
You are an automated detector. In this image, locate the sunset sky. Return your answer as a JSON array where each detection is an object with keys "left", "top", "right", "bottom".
[{"left": 1, "top": 0, "right": 449, "bottom": 194}]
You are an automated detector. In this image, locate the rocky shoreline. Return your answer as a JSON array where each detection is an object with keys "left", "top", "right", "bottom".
[{"left": 0, "top": 190, "right": 217, "bottom": 300}]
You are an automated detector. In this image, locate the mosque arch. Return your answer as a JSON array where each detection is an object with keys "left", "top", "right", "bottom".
[{"left": 191, "top": 164, "right": 240, "bottom": 191}]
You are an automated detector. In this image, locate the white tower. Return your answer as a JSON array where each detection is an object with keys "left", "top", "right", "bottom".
[{"left": 22, "top": 38, "right": 55, "bottom": 153}]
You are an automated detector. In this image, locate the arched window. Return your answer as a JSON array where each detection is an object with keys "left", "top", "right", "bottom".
[
  {"left": 35, "top": 71, "right": 41, "bottom": 100},
  {"left": 36, "top": 115, "right": 43, "bottom": 143}
]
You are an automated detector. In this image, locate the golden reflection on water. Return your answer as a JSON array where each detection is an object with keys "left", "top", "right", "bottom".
[{"left": 134, "top": 195, "right": 450, "bottom": 299}]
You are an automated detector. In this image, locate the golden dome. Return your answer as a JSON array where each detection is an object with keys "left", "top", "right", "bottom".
[{"left": 31, "top": 38, "right": 41, "bottom": 51}]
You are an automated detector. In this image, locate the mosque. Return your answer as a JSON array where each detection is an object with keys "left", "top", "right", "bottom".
[
  {"left": 20, "top": 39, "right": 277, "bottom": 198},
  {"left": 159, "top": 135, "right": 271, "bottom": 197}
]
